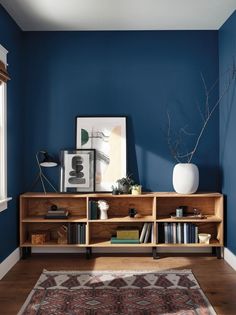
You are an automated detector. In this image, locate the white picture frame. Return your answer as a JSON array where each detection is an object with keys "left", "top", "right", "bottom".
[{"left": 76, "top": 116, "right": 127, "bottom": 192}]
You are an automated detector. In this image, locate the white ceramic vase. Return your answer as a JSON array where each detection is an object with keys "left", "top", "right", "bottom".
[{"left": 173, "top": 163, "right": 199, "bottom": 194}]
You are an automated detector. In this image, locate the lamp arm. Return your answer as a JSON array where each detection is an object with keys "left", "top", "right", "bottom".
[
  {"left": 36, "top": 152, "right": 43, "bottom": 175},
  {"left": 36, "top": 152, "right": 46, "bottom": 193}
]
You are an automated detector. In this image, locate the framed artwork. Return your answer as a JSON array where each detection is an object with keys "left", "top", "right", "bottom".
[
  {"left": 76, "top": 116, "right": 127, "bottom": 192},
  {"left": 60, "top": 149, "right": 95, "bottom": 192}
]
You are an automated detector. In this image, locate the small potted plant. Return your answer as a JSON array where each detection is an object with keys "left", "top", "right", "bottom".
[{"left": 116, "top": 175, "right": 134, "bottom": 194}]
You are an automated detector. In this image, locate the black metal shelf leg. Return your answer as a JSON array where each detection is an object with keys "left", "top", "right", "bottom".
[
  {"left": 86, "top": 247, "right": 92, "bottom": 259},
  {"left": 216, "top": 247, "right": 222, "bottom": 259},
  {"left": 21, "top": 247, "right": 31, "bottom": 259},
  {"left": 152, "top": 247, "right": 160, "bottom": 259}
]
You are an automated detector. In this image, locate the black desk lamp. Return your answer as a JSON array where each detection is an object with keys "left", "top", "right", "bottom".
[{"left": 31, "top": 151, "right": 58, "bottom": 193}]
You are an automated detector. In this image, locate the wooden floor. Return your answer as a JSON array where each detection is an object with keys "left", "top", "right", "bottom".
[{"left": 0, "top": 253, "right": 236, "bottom": 314}]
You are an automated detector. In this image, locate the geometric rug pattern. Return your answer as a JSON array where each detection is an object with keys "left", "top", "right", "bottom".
[{"left": 18, "top": 269, "right": 216, "bottom": 315}]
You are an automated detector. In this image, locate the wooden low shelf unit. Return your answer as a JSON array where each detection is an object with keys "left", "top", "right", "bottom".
[{"left": 19, "top": 192, "right": 223, "bottom": 259}]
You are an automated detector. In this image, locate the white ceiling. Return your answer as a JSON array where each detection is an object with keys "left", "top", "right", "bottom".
[{"left": 0, "top": 0, "right": 235, "bottom": 31}]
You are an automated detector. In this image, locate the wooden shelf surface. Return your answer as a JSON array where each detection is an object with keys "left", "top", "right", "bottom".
[
  {"left": 157, "top": 240, "right": 222, "bottom": 247},
  {"left": 20, "top": 192, "right": 222, "bottom": 198},
  {"left": 21, "top": 216, "right": 87, "bottom": 223},
  {"left": 89, "top": 215, "right": 154, "bottom": 223},
  {"left": 89, "top": 239, "right": 155, "bottom": 247},
  {"left": 156, "top": 215, "right": 222, "bottom": 223},
  {"left": 21, "top": 241, "right": 87, "bottom": 247},
  {"left": 20, "top": 192, "right": 156, "bottom": 198}
]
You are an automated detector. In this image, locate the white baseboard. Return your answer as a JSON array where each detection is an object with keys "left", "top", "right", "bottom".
[
  {"left": 224, "top": 247, "right": 236, "bottom": 271},
  {"left": 32, "top": 247, "right": 211, "bottom": 254},
  {"left": 0, "top": 247, "right": 20, "bottom": 280}
]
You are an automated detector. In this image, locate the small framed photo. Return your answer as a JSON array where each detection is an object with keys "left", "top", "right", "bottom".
[
  {"left": 76, "top": 116, "right": 127, "bottom": 192},
  {"left": 60, "top": 149, "right": 95, "bottom": 192}
]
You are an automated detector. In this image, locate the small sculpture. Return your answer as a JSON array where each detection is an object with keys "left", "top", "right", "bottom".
[{"left": 97, "top": 200, "right": 109, "bottom": 220}]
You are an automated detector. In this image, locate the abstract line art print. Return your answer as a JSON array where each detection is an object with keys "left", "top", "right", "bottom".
[{"left": 76, "top": 117, "right": 126, "bottom": 192}]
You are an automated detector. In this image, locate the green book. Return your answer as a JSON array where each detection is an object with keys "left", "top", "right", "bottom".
[{"left": 110, "top": 237, "right": 140, "bottom": 244}]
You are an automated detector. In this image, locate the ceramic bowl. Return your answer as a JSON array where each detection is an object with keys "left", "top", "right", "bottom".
[{"left": 198, "top": 233, "right": 211, "bottom": 244}]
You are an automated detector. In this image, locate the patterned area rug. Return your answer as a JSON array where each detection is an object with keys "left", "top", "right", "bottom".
[{"left": 18, "top": 269, "right": 216, "bottom": 315}]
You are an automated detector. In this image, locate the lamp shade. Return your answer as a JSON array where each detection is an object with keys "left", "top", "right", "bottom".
[{"left": 39, "top": 151, "right": 58, "bottom": 167}]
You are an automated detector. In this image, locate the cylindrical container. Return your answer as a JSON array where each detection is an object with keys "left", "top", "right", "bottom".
[{"left": 176, "top": 208, "right": 183, "bottom": 217}]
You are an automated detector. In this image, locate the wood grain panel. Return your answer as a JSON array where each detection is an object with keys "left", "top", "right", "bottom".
[
  {"left": 89, "top": 197, "right": 154, "bottom": 216},
  {"left": 27, "top": 198, "right": 86, "bottom": 216},
  {"left": 89, "top": 222, "right": 144, "bottom": 242},
  {"left": 156, "top": 197, "right": 217, "bottom": 217}
]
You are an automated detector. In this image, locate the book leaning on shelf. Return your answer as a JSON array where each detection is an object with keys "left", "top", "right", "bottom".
[{"left": 139, "top": 223, "right": 153, "bottom": 244}]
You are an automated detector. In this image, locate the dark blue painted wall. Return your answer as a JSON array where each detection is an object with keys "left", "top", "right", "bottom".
[
  {"left": 219, "top": 10, "right": 236, "bottom": 255},
  {"left": 23, "top": 31, "right": 219, "bottom": 192},
  {"left": 0, "top": 5, "right": 23, "bottom": 261},
  {"left": 0, "top": 6, "right": 221, "bottom": 261}
]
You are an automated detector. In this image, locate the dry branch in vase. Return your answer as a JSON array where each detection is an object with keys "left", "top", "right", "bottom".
[{"left": 167, "top": 64, "right": 236, "bottom": 163}]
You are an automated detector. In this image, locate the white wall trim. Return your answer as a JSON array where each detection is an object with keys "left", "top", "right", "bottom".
[
  {"left": 0, "top": 248, "right": 20, "bottom": 280},
  {"left": 224, "top": 247, "right": 236, "bottom": 271}
]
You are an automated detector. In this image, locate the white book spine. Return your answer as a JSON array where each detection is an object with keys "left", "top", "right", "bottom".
[
  {"left": 173, "top": 223, "right": 177, "bottom": 244},
  {"left": 151, "top": 223, "right": 154, "bottom": 243},
  {"left": 177, "top": 223, "right": 181, "bottom": 244},
  {"left": 184, "top": 223, "right": 188, "bottom": 244},
  {"left": 164, "top": 223, "right": 168, "bottom": 244},
  {"left": 195, "top": 226, "right": 199, "bottom": 243},
  {"left": 139, "top": 223, "right": 148, "bottom": 243},
  {"left": 144, "top": 223, "right": 151, "bottom": 243}
]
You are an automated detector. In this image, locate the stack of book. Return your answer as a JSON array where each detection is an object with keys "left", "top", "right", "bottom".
[
  {"left": 44, "top": 208, "right": 69, "bottom": 219},
  {"left": 88, "top": 201, "right": 99, "bottom": 220},
  {"left": 139, "top": 223, "right": 153, "bottom": 243},
  {"left": 111, "top": 226, "right": 140, "bottom": 244},
  {"left": 67, "top": 223, "right": 86, "bottom": 244},
  {"left": 159, "top": 222, "right": 198, "bottom": 244}
]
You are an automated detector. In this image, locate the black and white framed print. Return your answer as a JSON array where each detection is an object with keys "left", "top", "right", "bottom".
[
  {"left": 60, "top": 149, "right": 95, "bottom": 192},
  {"left": 76, "top": 116, "right": 127, "bottom": 192}
]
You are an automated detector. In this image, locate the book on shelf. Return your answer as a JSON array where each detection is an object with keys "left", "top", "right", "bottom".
[
  {"left": 88, "top": 201, "right": 99, "bottom": 220},
  {"left": 151, "top": 223, "right": 154, "bottom": 243},
  {"left": 159, "top": 222, "right": 199, "bottom": 244},
  {"left": 47, "top": 208, "right": 67, "bottom": 214},
  {"left": 177, "top": 223, "right": 182, "bottom": 244},
  {"left": 117, "top": 226, "right": 139, "bottom": 240},
  {"left": 45, "top": 211, "right": 69, "bottom": 219},
  {"left": 139, "top": 223, "right": 153, "bottom": 243},
  {"left": 140, "top": 223, "right": 148, "bottom": 243},
  {"left": 144, "top": 223, "right": 152, "bottom": 243},
  {"left": 172, "top": 222, "right": 177, "bottom": 244},
  {"left": 67, "top": 223, "right": 86, "bottom": 244},
  {"left": 110, "top": 237, "right": 140, "bottom": 244}
]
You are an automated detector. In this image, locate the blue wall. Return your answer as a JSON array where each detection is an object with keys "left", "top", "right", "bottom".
[
  {"left": 0, "top": 6, "right": 221, "bottom": 261},
  {"left": 219, "top": 10, "right": 236, "bottom": 255},
  {"left": 23, "top": 31, "right": 219, "bottom": 192},
  {"left": 0, "top": 6, "right": 23, "bottom": 261}
]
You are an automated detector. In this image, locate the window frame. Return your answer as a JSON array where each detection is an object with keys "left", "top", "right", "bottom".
[{"left": 0, "top": 44, "right": 12, "bottom": 212}]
